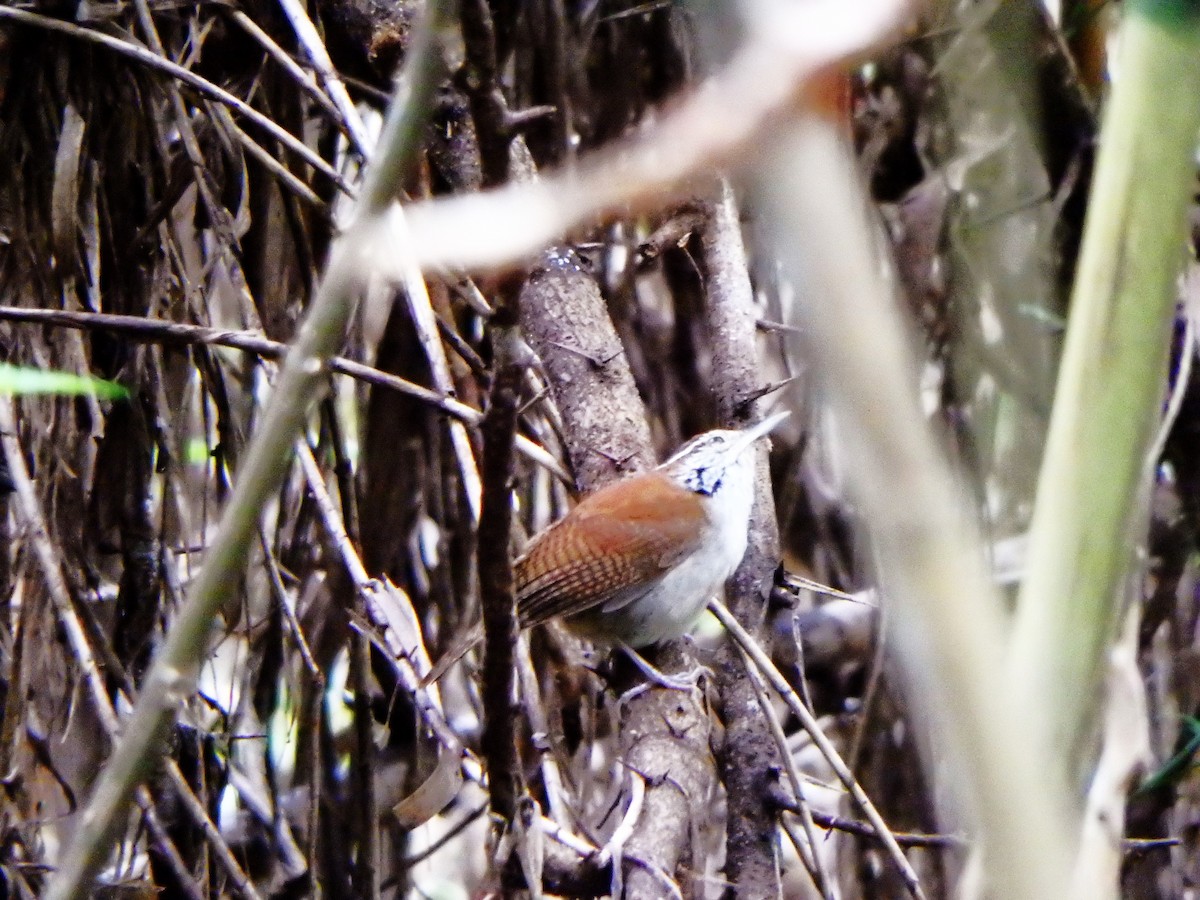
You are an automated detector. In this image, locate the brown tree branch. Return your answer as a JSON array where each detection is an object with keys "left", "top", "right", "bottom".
[
  {"left": 517, "top": 237, "right": 709, "bottom": 900},
  {"left": 699, "top": 179, "right": 791, "bottom": 899},
  {"left": 478, "top": 311, "right": 528, "bottom": 823},
  {"left": 518, "top": 254, "right": 656, "bottom": 486}
]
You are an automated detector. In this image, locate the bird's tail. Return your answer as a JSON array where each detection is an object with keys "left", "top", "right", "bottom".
[{"left": 419, "top": 621, "right": 484, "bottom": 687}]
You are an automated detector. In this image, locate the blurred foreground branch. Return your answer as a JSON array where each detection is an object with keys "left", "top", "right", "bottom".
[{"left": 752, "top": 109, "right": 1074, "bottom": 898}]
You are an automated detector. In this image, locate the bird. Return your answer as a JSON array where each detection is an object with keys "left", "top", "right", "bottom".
[{"left": 422, "top": 411, "right": 789, "bottom": 685}]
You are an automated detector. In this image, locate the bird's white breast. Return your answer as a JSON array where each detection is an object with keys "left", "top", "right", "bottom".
[{"left": 601, "top": 452, "right": 757, "bottom": 646}]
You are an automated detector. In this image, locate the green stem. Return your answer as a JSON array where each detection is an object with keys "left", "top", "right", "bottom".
[{"left": 1011, "top": 0, "right": 1200, "bottom": 776}]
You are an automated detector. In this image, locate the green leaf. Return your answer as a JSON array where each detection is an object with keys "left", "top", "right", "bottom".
[
  {"left": 1135, "top": 0, "right": 1200, "bottom": 29},
  {"left": 0, "top": 365, "right": 127, "bottom": 400},
  {"left": 1137, "top": 716, "right": 1200, "bottom": 795},
  {"left": 184, "top": 437, "right": 211, "bottom": 466}
]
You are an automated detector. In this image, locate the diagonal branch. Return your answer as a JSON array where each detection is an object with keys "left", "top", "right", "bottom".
[
  {"left": 710, "top": 598, "right": 926, "bottom": 900},
  {"left": 276, "top": 0, "right": 372, "bottom": 156},
  {"left": 41, "top": 3, "right": 452, "bottom": 896},
  {"left": 0, "top": 396, "right": 262, "bottom": 900},
  {"left": 383, "top": 0, "right": 911, "bottom": 273}
]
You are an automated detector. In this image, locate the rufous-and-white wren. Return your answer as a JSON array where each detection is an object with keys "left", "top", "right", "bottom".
[{"left": 424, "top": 411, "right": 788, "bottom": 683}]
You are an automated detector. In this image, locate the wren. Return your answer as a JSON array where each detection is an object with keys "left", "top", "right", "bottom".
[{"left": 424, "top": 411, "right": 789, "bottom": 684}]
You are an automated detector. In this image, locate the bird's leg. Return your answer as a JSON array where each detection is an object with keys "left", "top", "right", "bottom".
[{"left": 615, "top": 644, "right": 710, "bottom": 704}]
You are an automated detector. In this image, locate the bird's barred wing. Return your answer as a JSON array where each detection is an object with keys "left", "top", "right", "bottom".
[{"left": 516, "top": 474, "right": 706, "bottom": 628}]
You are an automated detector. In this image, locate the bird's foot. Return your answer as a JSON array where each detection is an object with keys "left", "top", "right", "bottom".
[{"left": 615, "top": 645, "right": 711, "bottom": 706}]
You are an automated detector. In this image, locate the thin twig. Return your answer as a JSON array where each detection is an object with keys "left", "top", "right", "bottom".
[
  {"left": 295, "top": 441, "right": 472, "bottom": 768},
  {"left": 435, "top": 311, "right": 489, "bottom": 379},
  {"left": 1148, "top": 312, "right": 1195, "bottom": 468},
  {"left": 227, "top": 9, "right": 346, "bottom": 131},
  {"left": 322, "top": 401, "right": 380, "bottom": 900},
  {"left": 787, "top": 806, "right": 968, "bottom": 851},
  {"left": 215, "top": 104, "right": 328, "bottom": 210},
  {"left": 162, "top": 764, "right": 266, "bottom": 899},
  {"left": 276, "top": 0, "right": 372, "bottom": 156},
  {"left": 349, "top": 633, "right": 380, "bottom": 898},
  {"left": 225, "top": 767, "right": 309, "bottom": 877},
  {"left": 710, "top": 598, "right": 927, "bottom": 900},
  {"left": 738, "top": 643, "right": 832, "bottom": 898},
  {"left": 399, "top": 801, "right": 489, "bottom": 866},
  {"left": 129, "top": 0, "right": 244, "bottom": 256},
  {"left": 846, "top": 589, "right": 886, "bottom": 773},
  {"left": 259, "top": 530, "right": 321, "bottom": 678},
  {"left": 778, "top": 816, "right": 823, "bottom": 881},
  {"left": 0, "top": 398, "right": 110, "bottom": 734},
  {"left": 135, "top": 806, "right": 207, "bottom": 900},
  {"left": 516, "top": 638, "right": 571, "bottom": 827},
  {"left": 391, "top": 208, "right": 485, "bottom": 521},
  {"left": 0, "top": 306, "right": 569, "bottom": 481}
]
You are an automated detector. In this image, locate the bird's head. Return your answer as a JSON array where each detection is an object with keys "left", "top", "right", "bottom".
[{"left": 661, "top": 411, "right": 789, "bottom": 496}]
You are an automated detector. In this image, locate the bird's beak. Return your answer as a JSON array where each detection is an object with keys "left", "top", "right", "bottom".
[{"left": 729, "top": 410, "right": 791, "bottom": 458}]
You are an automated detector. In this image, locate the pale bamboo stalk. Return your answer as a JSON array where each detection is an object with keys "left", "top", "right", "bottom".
[
  {"left": 753, "top": 114, "right": 1074, "bottom": 898},
  {"left": 1010, "top": 1, "right": 1200, "bottom": 778}
]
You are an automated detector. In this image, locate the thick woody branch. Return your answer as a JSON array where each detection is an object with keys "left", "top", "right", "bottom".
[
  {"left": 516, "top": 241, "right": 707, "bottom": 900},
  {"left": 518, "top": 254, "right": 656, "bottom": 487},
  {"left": 698, "top": 180, "right": 789, "bottom": 898}
]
